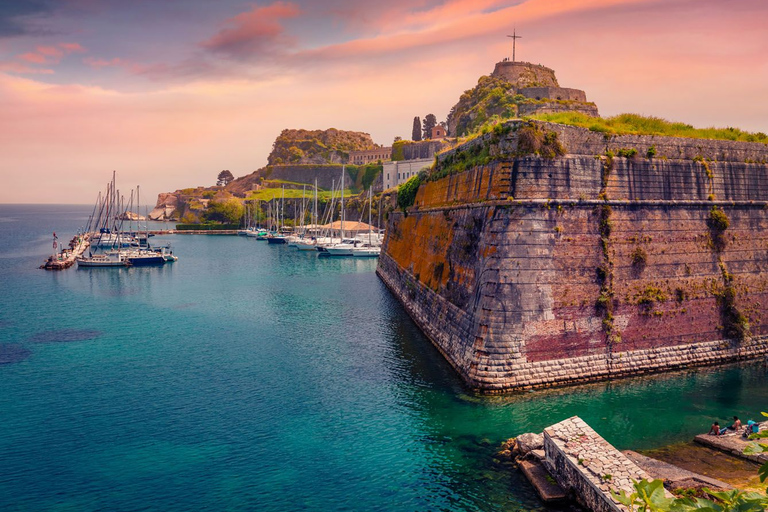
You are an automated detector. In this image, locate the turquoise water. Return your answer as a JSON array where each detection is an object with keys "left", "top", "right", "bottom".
[{"left": 0, "top": 204, "right": 766, "bottom": 512}]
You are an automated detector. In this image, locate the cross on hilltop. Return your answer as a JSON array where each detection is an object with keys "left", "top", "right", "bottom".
[{"left": 506, "top": 30, "right": 522, "bottom": 62}]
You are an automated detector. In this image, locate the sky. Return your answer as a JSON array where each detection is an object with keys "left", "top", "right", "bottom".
[{"left": 0, "top": 0, "right": 766, "bottom": 204}]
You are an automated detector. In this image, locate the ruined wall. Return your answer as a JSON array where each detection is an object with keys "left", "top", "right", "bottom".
[
  {"left": 518, "top": 102, "right": 599, "bottom": 118},
  {"left": 491, "top": 61, "right": 559, "bottom": 88},
  {"left": 519, "top": 87, "right": 587, "bottom": 102},
  {"left": 377, "top": 123, "right": 768, "bottom": 392}
]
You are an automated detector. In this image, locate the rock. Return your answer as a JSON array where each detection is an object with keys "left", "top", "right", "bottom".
[
  {"left": 516, "top": 433, "right": 544, "bottom": 455},
  {"left": 527, "top": 449, "right": 546, "bottom": 461}
]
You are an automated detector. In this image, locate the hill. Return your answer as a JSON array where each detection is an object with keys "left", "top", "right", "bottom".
[{"left": 268, "top": 128, "right": 377, "bottom": 165}]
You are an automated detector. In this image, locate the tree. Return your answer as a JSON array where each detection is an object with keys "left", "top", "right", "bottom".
[
  {"left": 217, "top": 170, "right": 234, "bottom": 186},
  {"left": 422, "top": 113, "right": 437, "bottom": 140},
  {"left": 393, "top": 136, "right": 402, "bottom": 143},
  {"left": 412, "top": 116, "right": 422, "bottom": 141},
  {"left": 204, "top": 197, "right": 244, "bottom": 224}
]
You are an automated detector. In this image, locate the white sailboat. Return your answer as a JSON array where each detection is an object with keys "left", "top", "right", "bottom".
[{"left": 351, "top": 188, "right": 381, "bottom": 258}]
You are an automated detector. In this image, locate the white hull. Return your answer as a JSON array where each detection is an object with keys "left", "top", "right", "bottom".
[
  {"left": 295, "top": 241, "right": 317, "bottom": 251},
  {"left": 351, "top": 247, "right": 380, "bottom": 257},
  {"left": 77, "top": 255, "right": 128, "bottom": 267}
]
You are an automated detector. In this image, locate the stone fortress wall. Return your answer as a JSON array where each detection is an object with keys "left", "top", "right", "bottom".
[
  {"left": 377, "top": 120, "right": 768, "bottom": 392},
  {"left": 519, "top": 87, "right": 587, "bottom": 102},
  {"left": 490, "top": 61, "right": 598, "bottom": 118}
]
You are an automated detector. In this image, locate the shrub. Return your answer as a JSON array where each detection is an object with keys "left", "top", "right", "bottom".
[
  {"left": 707, "top": 206, "right": 730, "bottom": 251},
  {"left": 647, "top": 145, "right": 657, "bottom": 158},
  {"left": 631, "top": 247, "right": 647, "bottom": 269},
  {"left": 396, "top": 175, "right": 422, "bottom": 212},
  {"left": 617, "top": 148, "right": 638, "bottom": 158}
]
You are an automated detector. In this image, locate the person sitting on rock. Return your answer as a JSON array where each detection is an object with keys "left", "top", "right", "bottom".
[
  {"left": 719, "top": 416, "right": 741, "bottom": 435},
  {"left": 709, "top": 421, "right": 721, "bottom": 436}
]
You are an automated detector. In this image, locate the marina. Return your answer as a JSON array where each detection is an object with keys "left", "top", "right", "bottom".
[{"left": 4, "top": 204, "right": 768, "bottom": 511}]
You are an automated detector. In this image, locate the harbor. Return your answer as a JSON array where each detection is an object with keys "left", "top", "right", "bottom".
[{"left": 4, "top": 203, "right": 768, "bottom": 511}]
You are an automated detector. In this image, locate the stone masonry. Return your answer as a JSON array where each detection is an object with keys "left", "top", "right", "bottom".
[
  {"left": 377, "top": 120, "right": 768, "bottom": 392},
  {"left": 544, "top": 416, "right": 667, "bottom": 512}
]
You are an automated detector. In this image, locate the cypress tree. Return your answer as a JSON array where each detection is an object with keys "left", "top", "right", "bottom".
[{"left": 412, "top": 116, "right": 422, "bottom": 141}]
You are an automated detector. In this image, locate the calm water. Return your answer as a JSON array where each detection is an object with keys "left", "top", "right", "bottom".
[{"left": 0, "top": 204, "right": 766, "bottom": 512}]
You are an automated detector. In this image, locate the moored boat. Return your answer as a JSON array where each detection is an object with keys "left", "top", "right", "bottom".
[{"left": 77, "top": 252, "right": 130, "bottom": 267}]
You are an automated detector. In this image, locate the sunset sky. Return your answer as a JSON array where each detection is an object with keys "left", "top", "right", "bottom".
[{"left": 1, "top": 0, "right": 766, "bottom": 204}]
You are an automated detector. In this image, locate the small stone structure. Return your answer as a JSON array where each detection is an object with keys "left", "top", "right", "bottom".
[
  {"left": 431, "top": 125, "right": 446, "bottom": 139},
  {"left": 543, "top": 416, "right": 666, "bottom": 512}
]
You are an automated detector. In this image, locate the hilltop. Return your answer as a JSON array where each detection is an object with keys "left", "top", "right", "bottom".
[
  {"left": 446, "top": 60, "right": 597, "bottom": 136},
  {"left": 267, "top": 128, "right": 377, "bottom": 165}
]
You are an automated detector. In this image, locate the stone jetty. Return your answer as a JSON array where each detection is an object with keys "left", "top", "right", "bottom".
[{"left": 40, "top": 234, "right": 90, "bottom": 270}]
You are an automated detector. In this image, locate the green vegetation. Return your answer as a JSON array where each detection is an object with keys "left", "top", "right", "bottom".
[
  {"left": 636, "top": 285, "right": 668, "bottom": 306},
  {"left": 267, "top": 128, "right": 376, "bottom": 165},
  {"left": 614, "top": 478, "right": 768, "bottom": 512},
  {"left": 203, "top": 197, "right": 244, "bottom": 224},
  {"left": 392, "top": 140, "right": 413, "bottom": 161},
  {"left": 617, "top": 148, "right": 638, "bottom": 158},
  {"left": 447, "top": 74, "right": 525, "bottom": 136},
  {"left": 707, "top": 206, "right": 730, "bottom": 252},
  {"left": 246, "top": 188, "right": 353, "bottom": 201},
  {"left": 631, "top": 246, "right": 648, "bottom": 269},
  {"left": 530, "top": 112, "right": 768, "bottom": 142},
  {"left": 616, "top": 416, "right": 768, "bottom": 512},
  {"left": 396, "top": 173, "right": 423, "bottom": 213},
  {"left": 516, "top": 122, "right": 566, "bottom": 158}
]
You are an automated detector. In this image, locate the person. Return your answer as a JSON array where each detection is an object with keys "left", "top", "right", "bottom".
[
  {"left": 731, "top": 416, "right": 742, "bottom": 431},
  {"left": 709, "top": 421, "right": 721, "bottom": 436}
]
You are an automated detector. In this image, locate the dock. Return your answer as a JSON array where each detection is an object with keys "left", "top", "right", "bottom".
[
  {"left": 40, "top": 234, "right": 91, "bottom": 270},
  {"left": 518, "top": 459, "right": 567, "bottom": 504},
  {"left": 694, "top": 429, "right": 768, "bottom": 465}
]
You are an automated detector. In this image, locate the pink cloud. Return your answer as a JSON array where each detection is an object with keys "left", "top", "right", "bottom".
[
  {"left": 200, "top": 1, "right": 302, "bottom": 59},
  {"left": 11, "top": 42, "right": 89, "bottom": 70},
  {"left": 59, "top": 43, "right": 86, "bottom": 53},
  {"left": 19, "top": 52, "right": 48, "bottom": 64},
  {"left": 300, "top": 0, "right": 648, "bottom": 61},
  {"left": 36, "top": 46, "right": 65, "bottom": 58}
]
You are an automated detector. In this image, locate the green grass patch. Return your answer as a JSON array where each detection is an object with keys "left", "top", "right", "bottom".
[
  {"left": 530, "top": 112, "right": 768, "bottom": 142},
  {"left": 246, "top": 187, "right": 353, "bottom": 201}
]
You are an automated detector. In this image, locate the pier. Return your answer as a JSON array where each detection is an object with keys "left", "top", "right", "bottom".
[{"left": 40, "top": 234, "right": 91, "bottom": 270}]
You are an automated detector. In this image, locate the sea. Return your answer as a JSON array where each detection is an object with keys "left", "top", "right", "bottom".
[{"left": 0, "top": 204, "right": 766, "bottom": 512}]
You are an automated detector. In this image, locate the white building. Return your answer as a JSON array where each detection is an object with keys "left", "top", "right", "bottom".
[{"left": 382, "top": 158, "right": 433, "bottom": 190}]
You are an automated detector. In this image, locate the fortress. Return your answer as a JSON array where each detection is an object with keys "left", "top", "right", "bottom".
[
  {"left": 377, "top": 119, "right": 768, "bottom": 393},
  {"left": 491, "top": 60, "right": 598, "bottom": 117}
]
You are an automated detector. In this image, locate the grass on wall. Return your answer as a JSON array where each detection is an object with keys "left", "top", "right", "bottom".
[{"left": 529, "top": 112, "right": 768, "bottom": 143}]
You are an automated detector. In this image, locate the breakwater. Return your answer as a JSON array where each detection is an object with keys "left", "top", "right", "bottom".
[{"left": 377, "top": 120, "right": 768, "bottom": 392}]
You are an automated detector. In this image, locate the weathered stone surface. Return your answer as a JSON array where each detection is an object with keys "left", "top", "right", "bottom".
[
  {"left": 622, "top": 450, "right": 731, "bottom": 490},
  {"left": 377, "top": 122, "right": 768, "bottom": 392},
  {"left": 543, "top": 416, "right": 670, "bottom": 512},
  {"left": 516, "top": 433, "right": 544, "bottom": 455},
  {"left": 519, "top": 459, "right": 567, "bottom": 503},
  {"left": 693, "top": 430, "right": 768, "bottom": 464}
]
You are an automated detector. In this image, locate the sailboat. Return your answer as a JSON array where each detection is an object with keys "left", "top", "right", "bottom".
[
  {"left": 267, "top": 188, "right": 287, "bottom": 244},
  {"left": 351, "top": 188, "right": 381, "bottom": 257},
  {"left": 296, "top": 179, "right": 320, "bottom": 251}
]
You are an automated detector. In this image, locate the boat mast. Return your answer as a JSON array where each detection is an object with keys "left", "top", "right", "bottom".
[{"left": 340, "top": 167, "right": 345, "bottom": 240}]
